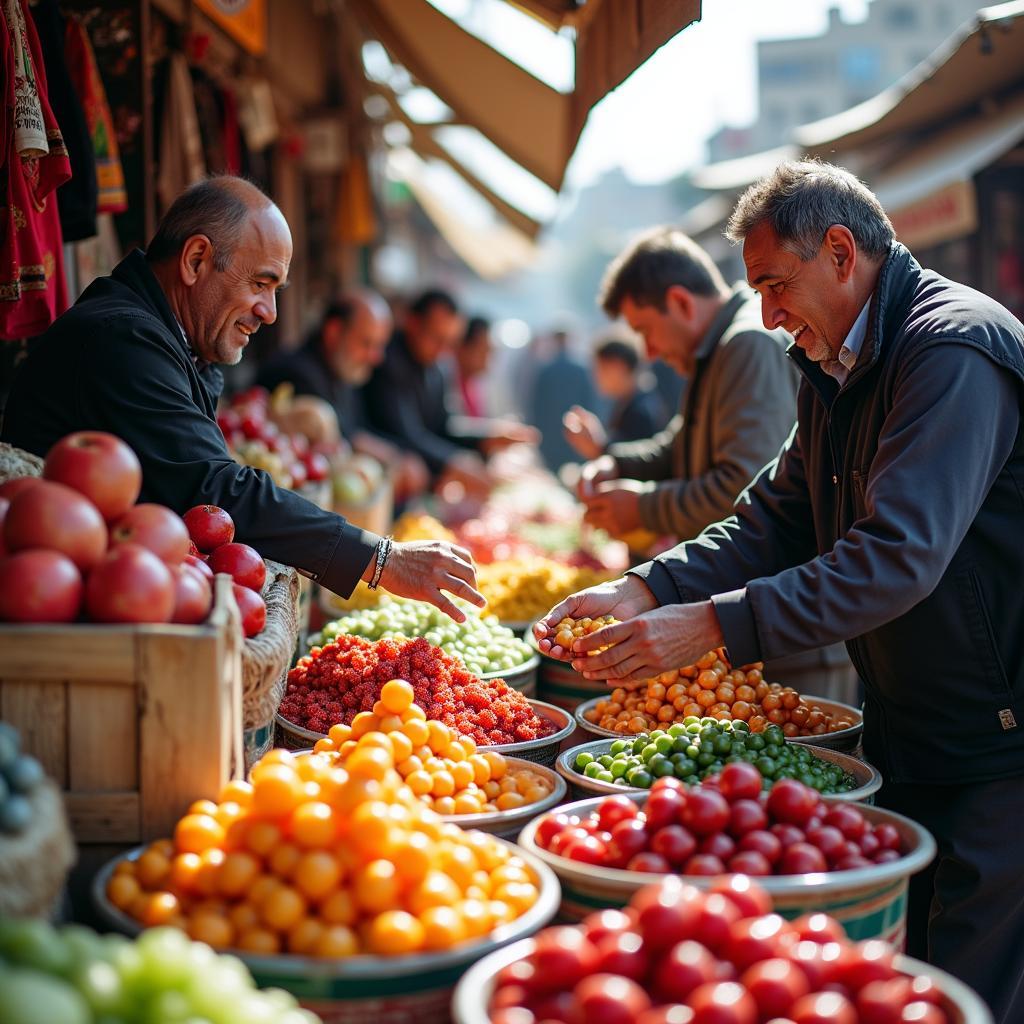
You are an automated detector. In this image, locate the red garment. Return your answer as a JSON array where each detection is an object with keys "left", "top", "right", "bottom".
[
  {"left": 459, "top": 371, "right": 485, "bottom": 418},
  {"left": 1, "top": 0, "right": 71, "bottom": 340}
]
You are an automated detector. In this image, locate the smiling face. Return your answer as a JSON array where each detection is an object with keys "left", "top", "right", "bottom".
[
  {"left": 743, "top": 220, "right": 861, "bottom": 364},
  {"left": 619, "top": 289, "right": 703, "bottom": 377},
  {"left": 188, "top": 205, "right": 292, "bottom": 366}
]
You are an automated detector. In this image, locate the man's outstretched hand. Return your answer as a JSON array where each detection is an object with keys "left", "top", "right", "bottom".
[{"left": 371, "top": 539, "right": 485, "bottom": 622}]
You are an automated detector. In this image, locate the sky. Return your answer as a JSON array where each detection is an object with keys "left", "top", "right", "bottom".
[{"left": 418, "top": 0, "right": 872, "bottom": 215}]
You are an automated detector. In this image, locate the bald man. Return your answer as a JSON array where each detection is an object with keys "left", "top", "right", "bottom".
[
  {"left": 2, "top": 176, "right": 481, "bottom": 618},
  {"left": 257, "top": 291, "right": 430, "bottom": 501}
]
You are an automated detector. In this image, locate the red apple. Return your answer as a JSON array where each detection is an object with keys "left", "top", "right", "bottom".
[
  {"left": 0, "top": 497, "right": 8, "bottom": 557},
  {"left": 43, "top": 431, "right": 142, "bottom": 521},
  {"left": 232, "top": 582, "right": 266, "bottom": 637},
  {"left": 0, "top": 477, "right": 41, "bottom": 501},
  {"left": 171, "top": 564, "right": 213, "bottom": 624},
  {"left": 85, "top": 544, "right": 175, "bottom": 623},
  {"left": 4, "top": 479, "right": 107, "bottom": 571},
  {"left": 209, "top": 542, "right": 265, "bottom": 591},
  {"left": 304, "top": 451, "right": 330, "bottom": 483},
  {"left": 110, "top": 504, "right": 190, "bottom": 565},
  {"left": 183, "top": 504, "right": 235, "bottom": 552},
  {"left": 0, "top": 550, "right": 83, "bottom": 622},
  {"left": 184, "top": 553, "right": 214, "bottom": 583}
]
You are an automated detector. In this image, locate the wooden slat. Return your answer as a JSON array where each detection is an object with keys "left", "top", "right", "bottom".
[
  {"left": 0, "top": 680, "right": 68, "bottom": 786},
  {"left": 65, "top": 791, "right": 140, "bottom": 844},
  {"left": 0, "top": 630, "right": 136, "bottom": 682},
  {"left": 68, "top": 682, "right": 138, "bottom": 792}
]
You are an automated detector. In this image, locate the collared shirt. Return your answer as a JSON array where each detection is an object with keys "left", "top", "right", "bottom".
[{"left": 822, "top": 295, "right": 872, "bottom": 385}]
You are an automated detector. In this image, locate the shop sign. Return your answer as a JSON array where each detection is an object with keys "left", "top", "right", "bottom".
[
  {"left": 889, "top": 179, "right": 977, "bottom": 251},
  {"left": 194, "top": 0, "right": 266, "bottom": 56}
]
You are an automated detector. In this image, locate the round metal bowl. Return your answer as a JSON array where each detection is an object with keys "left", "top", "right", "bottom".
[
  {"left": 452, "top": 940, "right": 989, "bottom": 1024},
  {"left": 480, "top": 652, "right": 539, "bottom": 697},
  {"left": 556, "top": 737, "right": 882, "bottom": 803},
  {"left": 277, "top": 698, "right": 575, "bottom": 767},
  {"left": 92, "top": 839, "right": 561, "bottom": 1024},
  {"left": 574, "top": 694, "right": 863, "bottom": 751},
  {"left": 519, "top": 793, "right": 935, "bottom": 941}
]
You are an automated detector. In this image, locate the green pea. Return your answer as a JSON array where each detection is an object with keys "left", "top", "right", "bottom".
[
  {"left": 575, "top": 752, "right": 594, "bottom": 768},
  {"left": 584, "top": 762, "right": 602, "bottom": 779}
]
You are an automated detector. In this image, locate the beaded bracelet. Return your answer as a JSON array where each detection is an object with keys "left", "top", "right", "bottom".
[{"left": 367, "top": 535, "right": 393, "bottom": 590}]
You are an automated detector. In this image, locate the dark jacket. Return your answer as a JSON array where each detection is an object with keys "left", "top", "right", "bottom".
[
  {"left": 634, "top": 244, "right": 1024, "bottom": 784},
  {"left": 611, "top": 285, "right": 798, "bottom": 540},
  {"left": 607, "top": 384, "right": 668, "bottom": 446},
  {"left": 362, "top": 331, "right": 485, "bottom": 475},
  {"left": 0, "top": 250, "right": 378, "bottom": 597}
]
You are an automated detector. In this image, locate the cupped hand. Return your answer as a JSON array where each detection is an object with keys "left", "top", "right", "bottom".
[
  {"left": 532, "top": 574, "right": 659, "bottom": 659},
  {"left": 576, "top": 453, "right": 619, "bottom": 499},
  {"left": 378, "top": 540, "right": 485, "bottom": 622},
  {"left": 568, "top": 601, "right": 725, "bottom": 683},
  {"left": 563, "top": 406, "right": 606, "bottom": 461}
]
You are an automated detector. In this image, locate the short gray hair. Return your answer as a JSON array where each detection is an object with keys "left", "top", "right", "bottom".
[{"left": 726, "top": 160, "right": 894, "bottom": 260}]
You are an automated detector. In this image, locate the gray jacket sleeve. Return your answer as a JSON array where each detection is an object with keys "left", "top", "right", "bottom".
[
  {"left": 636, "top": 328, "right": 799, "bottom": 540},
  {"left": 609, "top": 415, "right": 681, "bottom": 482},
  {"left": 633, "top": 343, "right": 1020, "bottom": 665}
]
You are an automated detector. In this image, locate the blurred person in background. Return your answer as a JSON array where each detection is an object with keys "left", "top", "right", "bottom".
[
  {"left": 528, "top": 323, "right": 599, "bottom": 472},
  {"left": 563, "top": 331, "right": 669, "bottom": 460},
  {"left": 449, "top": 315, "right": 492, "bottom": 418},
  {"left": 363, "top": 289, "right": 536, "bottom": 497}
]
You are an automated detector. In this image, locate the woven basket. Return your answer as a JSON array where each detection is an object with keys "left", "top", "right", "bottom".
[
  {"left": 241, "top": 560, "right": 300, "bottom": 767},
  {"left": 0, "top": 441, "right": 43, "bottom": 483},
  {"left": 0, "top": 779, "right": 76, "bottom": 918}
]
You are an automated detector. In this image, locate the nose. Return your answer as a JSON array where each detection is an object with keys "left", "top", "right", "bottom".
[
  {"left": 255, "top": 292, "right": 277, "bottom": 325},
  {"left": 760, "top": 294, "right": 786, "bottom": 330}
]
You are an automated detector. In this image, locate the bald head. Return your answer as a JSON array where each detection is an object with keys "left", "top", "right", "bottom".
[
  {"left": 146, "top": 176, "right": 279, "bottom": 270},
  {"left": 321, "top": 289, "right": 393, "bottom": 385}
]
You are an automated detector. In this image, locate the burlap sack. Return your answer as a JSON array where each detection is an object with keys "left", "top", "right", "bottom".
[
  {"left": 0, "top": 779, "right": 76, "bottom": 918},
  {"left": 0, "top": 442, "right": 43, "bottom": 483}
]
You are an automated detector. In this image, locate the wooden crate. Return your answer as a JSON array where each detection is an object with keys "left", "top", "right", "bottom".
[{"left": 0, "top": 576, "right": 243, "bottom": 844}]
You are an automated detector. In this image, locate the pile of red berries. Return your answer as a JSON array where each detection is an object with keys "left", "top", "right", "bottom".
[
  {"left": 488, "top": 875, "right": 959, "bottom": 1024},
  {"left": 535, "top": 765, "right": 903, "bottom": 876},
  {"left": 281, "top": 635, "right": 557, "bottom": 745}
]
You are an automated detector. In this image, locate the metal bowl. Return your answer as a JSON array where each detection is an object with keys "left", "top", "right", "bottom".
[
  {"left": 277, "top": 698, "right": 575, "bottom": 767},
  {"left": 452, "top": 941, "right": 989, "bottom": 1024},
  {"left": 556, "top": 737, "right": 882, "bottom": 803},
  {"left": 574, "top": 693, "right": 863, "bottom": 752},
  {"left": 480, "top": 652, "right": 539, "bottom": 697}
]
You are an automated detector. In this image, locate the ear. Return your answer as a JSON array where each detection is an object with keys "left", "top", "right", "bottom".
[
  {"left": 178, "top": 234, "right": 214, "bottom": 287},
  {"left": 824, "top": 225, "right": 857, "bottom": 284},
  {"left": 664, "top": 284, "right": 695, "bottom": 321}
]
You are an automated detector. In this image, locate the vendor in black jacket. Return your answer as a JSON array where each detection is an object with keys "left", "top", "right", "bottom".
[
  {"left": 1, "top": 176, "right": 483, "bottom": 619},
  {"left": 535, "top": 162, "right": 1024, "bottom": 1022}
]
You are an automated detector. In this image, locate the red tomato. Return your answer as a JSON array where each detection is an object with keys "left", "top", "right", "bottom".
[
  {"left": 609, "top": 818, "right": 650, "bottom": 859},
  {"left": 900, "top": 1002, "right": 947, "bottom": 1023},
  {"left": 535, "top": 812, "right": 577, "bottom": 849},
  {"left": 699, "top": 833, "right": 736, "bottom": 862},
  {"left": 790, "top": 991, "right": 857, "bottom": 1024},
  {"left": 208, "top": 542, "right": 266, "bottom": 591},
  {"left": 565, "top": 835, "right": 608, "bottom": 865},
  {"left": 533, "top": 928, "right": 599, "bottom": 991},
  {"left": 110, "top": 503, "right": 191, "bottom": 565},
  {"left": 708, "top": 875, "right": 772, "bottom": 919},
  {"left": 595, "top": 931, "right": 649, "bottom": 981},
  {"left": 822, "top": 804, "right": 868, "bottom": 842},
  {"left": 633, "top": 880, "right": 703, "bottom": 951},
  {"left": 530, "top": 990, "right": 575, "bottom": 1022},
  {"left": 806, "top": 825, "right": 847, "bottom": 865},
  {"left": 738, "top": 830, "right": 783, "bottom": 865},
  {"left": 598, "top": 795, "right": 641, "bottom": 832},
  {"left": 651, "top": 825, "right": 698, "bottom": 867},
  {"left": 718, "top": 762, "right": 764, "bottom": 802},
  {"left": 690, "top": 893, "right": 740, "bottom": 953},
  {"left": 43, "top": 431, "right": 141, "bottom": 522},
  {"left": 767, "top": 780, "right": 820, "bottom": 827},
  {"left": 183, "top": 504, "right": 235, "bottom": 552},
  {"left": 495, "top": 958, "right": 537, "bottom": 993},
  {"left": 874, "top": 849, "right": 902, "bottom": 865},
  {"left": 770, "top": 823, "right": 806, "bottom": 847},
  {"left": 722, "top": 914, "right": 792, "bottom": 970},
  {"left": 785, "top": 941, "right": 846, "bottom": 990},
  {"left": 681, "top": 790, "right": 731, "bottom": 837},
  {"left": 304, "top": 452, "right": 331, "bottom": 483},
  {"left": 628, "top": 851, "right": 671, "bottom": 874},
  {"left": 859, "top": 832, "right": 881, "bottom": 858},
  {"left": 572, "top": 973, "right": 651, "bottom": 1024},
  {"left": 653, "top": 939, "right": 719, "bottom": 1002},
  {"left": 728, "top": 799, "right": 768, "bottom": 837},
  {"left": 836, "top": 941, "right": 896, "bottom": 992},
  {"left": 834, "top": 855, "right": 873, "bottom": 871},
  {"left": 647, "top": 789, "right": 688, "bottom": 830},
  {"left": 740, "top": 957, "right": 811, "bottom": 1020},
  {"left": 85, "top": 544, "right": 175, "bottom": 624},
  {"left": 683, "top": 853, "right": 726, "bottom": 876},
  {"left": 637, "top": 1007, "right": 696, "bottom": 1024},
  {"left": 726, "top": 851, "right": 772, "bottom": 876},
  {"left": 489, "top": 1007, "right": 533, "bottom": 1024},
  {"left": 0, "top": 549, "right": 83, "bottom": 623},
  {"left": 686, "top": 981, "right": 758, "bottom": 1024},
  {"left": 232, "top": 582, "right": 267, "bottom": 637},
  {"left": 652, "top": 776, "right": 686, "bottom": 794},
  {"left": 790, "top": 913, "right": 847, "bottom": 944},
  {"left": 582, "top": 909, "right": 634, "bottom": 945},
  {"left": 857, "top": 978, "right": 914, "bottom": 1024},
  {"left": 779, "top": 842, "right": 828, "bottom": 875},
  {"left": 549, "top": 826, "right": 592, "bottom": 856},
  {"left": 491, "top": 983, "right": 530, "bottom": 1010},
  {"left": 872, "top": 824, "right": 902, "bottom": 852}
]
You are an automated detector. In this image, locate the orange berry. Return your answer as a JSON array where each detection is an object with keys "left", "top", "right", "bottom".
[
  {"left": 287, "top": 917, "right": 325, "bottom": 954},
  {"left": 354, "top": 859, "right": 400, "bottom": 913},
  {"left": 451, "top": 761, "right": 475, "bottom": 791},
  {"left": 389, "top": 732, "right": 414, "bottom": 763},
  {"left": 293, "top": 850, "right": 343, "bottom": 901},
  {"left": 268, "top": 842, "right": 302, "bottom": 880},
  {"left": 168, "top": 853, "right": 202, "bottom": 895},
  {"left": 419, "top": 905, "right": 467, "bottom": 950},
  {"left": 496, "top": 792, "right": 526, "bottom": 811},
  {"left": 426, "top": 721, "right": 451, "bottom": 753},
  {"left": 315, "top": 925, "right": 359, "bottom": 958},
  {"left": 174, "top": 814, "right": 225, "bottom": 855},
  {"left": 468, "top": 755, "right": 491, "bottom": 786},
  {"left": 320, "top": 888, "right": 357, "bottom": 925},
  {"left": 346, "top": 746, "right": 392, "bottom": 782},
  {"left": 189, "top": 798, "right": 219, "bottom": 817},
  {"left": 290, "top": 801, "right": 337, "bottom": 848},
  {"left": 244, "top": 819, "right": 283, "bottom": 857},
  {"left": 407, "top": 872, "right": 461, "bottom": 915},
  {"left": 430, "top": 770, "right": 455, "bottom": 798},
  {"left": 187, "top": 912, "right": 234, "bottom": 948},
  {"left": 193, "top": 849, "right": 226, "bottom": 897},
  {"left": 136, "top": 849, "right": 171, "bottom": 889},
  {"left": 216, "top": 851, "right": 261, "bottom": 897},
  {"left": 107, "top": 873, "right": 141, "bottom": 910},
  {"left": 328, "top": 723, "right": 353, "bottom": 744},
  {"left": 380, "top": 679, "right": 415, "bottom": 714},
  {"left": 350, "top": 711, "right": 380, "bottom": 738},
  {"left": 261, "top": 884, "right": 307, "bottom": 932},
  {"left": 228, "top": 902, "right": 260, "bottom": 932},
  {"left": 433, "top": 795, "right": 456, "bottom": 815},
  {"left": 137, "top": 892, "right": 181, "bottom": 926},
  {"left": 401, "top": 704, "right": 427, "bottom": 723},
  {"left": 251, "top": 764, "right": 304, "bottom": 817},
  {"left": 246, "top": 874, "right": 281, "bottom": 909},
  {"left": 366, "top": 910, "right": 425, "bottom": 955},
  {"left": 236, "top": 926, "right": 280, "bottom": 954}
]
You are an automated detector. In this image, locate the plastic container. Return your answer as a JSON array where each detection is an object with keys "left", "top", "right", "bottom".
[
  {"left": 92, "top": 840, "right": 560, "bottom": 1024},
  {"left": 452, "top": 939, "right": 991, "bottom": 1024},
  {"left": 556, "top": 737, "right": 882, "bottom": 803},
  {"left": 574, "top": 694, "right": 864, "bottom": 752},
  {"left": 276, "top": 698, "right": 575, "bottom": 767},
  {"left": 519, "top": 793, "right": 934, "bottom": 943}
]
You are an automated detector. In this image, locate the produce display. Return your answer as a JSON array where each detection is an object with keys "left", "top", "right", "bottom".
[
  {"left": 551, "top": 614, "right": 618, "bottom": 654},
  {"left": 311, "top": 597, "right": 534, "bottom": 676},
  {"left": 573, "top": 719, "right": 857, "bottom": 794},
  {"left": 282, "top": 635, "right": 557, "bottom": 745},
  {"left": 0, "top": 432, "right": 215, "bottom": 628},
  {"left": 0, "top": 722, "right": 44, "bottom": 834},
  {"left": 105, "top": 733, "right": 543, "bottom": 957},
  {"left": 392, "top": 512, "right": 456, "bottom": 544},
  {"left": 311, "top": 682, "right": 554, "bottom": 815},
  {"left": 586, "top": 656, "right": 858, "bottom": 736},
  {"left": 538, "top": 767, "right": 899, "bottom": 875},
  {"left": 477, "top": 559, "right": 616, "bottom": 625},
  {"left": 484, "top": 874, "right": 961, "bottom": 1024},
  {"left": 0, "top": 918, "right": 318, "bottom": 1024}
]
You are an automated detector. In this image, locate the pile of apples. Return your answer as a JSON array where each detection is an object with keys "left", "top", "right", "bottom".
[{"left": 0, "top": 432, "right": 266, "bottom": 637}]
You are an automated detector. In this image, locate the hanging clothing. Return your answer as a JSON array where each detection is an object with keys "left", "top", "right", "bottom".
[
  {"left": 1, "top": 0, "right": 71, "bottom": 340},
  {"left": 29, "top": 0, "right": 97, "bottom": 241},
  {"left": 63, "top": 14, "right": 126, "bottom": 214},
  {"left": 155, "top": 51, "right": 205, "bottom": 215}
]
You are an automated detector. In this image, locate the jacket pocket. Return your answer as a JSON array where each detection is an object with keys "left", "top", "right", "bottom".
[
  {"left": 964, "top": 566, "right": 1017, "bottom": 713},
  {"left": 850, "top": 468, "right": 869, "bottom": 520}
]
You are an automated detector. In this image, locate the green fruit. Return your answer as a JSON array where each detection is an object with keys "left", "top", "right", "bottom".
[
  {"left": 0, "top": 967, "right": 90, "bottom": 1024},
  {"left": 0, "top": 919, "right": 74, "bottom": 976}
]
